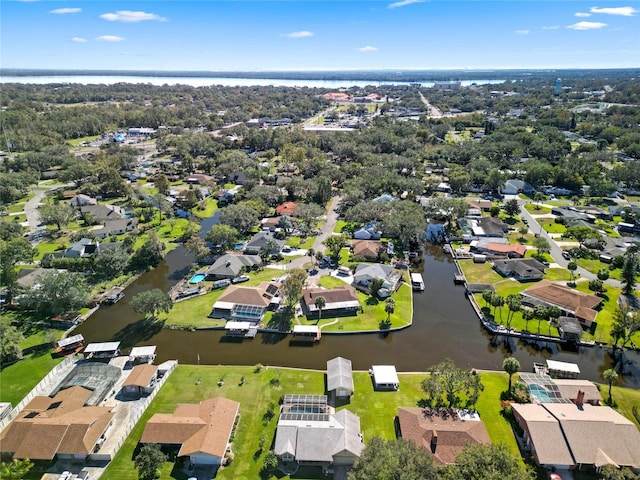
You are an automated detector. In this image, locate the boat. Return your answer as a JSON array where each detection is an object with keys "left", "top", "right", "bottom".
[
  {"left": 55, "top": 334, "right": 84, "bottom": 355},
  {"left": 103, "top": 286, "right": 125, "bottom": 304},
  {"left": 410, "top": 272, "right": 425, "bottom": 291}
]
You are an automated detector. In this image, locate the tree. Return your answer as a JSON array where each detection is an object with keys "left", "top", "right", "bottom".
[
  {"left": 368, "top": 278, "right": 385, "bottom": 298},
  {"left": 130, "top": 289, "right": 173, "bottom": 320},
  {"left": 294, "top": 203, "right": 324, "bottom": 233},
  {"left": 589, "top": 278, "right": 604, "bottom": 295},
  {"left": 620, "top": 253, "right": 638, "bottom": 296},
  {"left": 134, "top": 443, "right": 166, "bottom": 480},
  {"left": 532, "top": 236, "right": 550, "bottom": 257},
  {"left": 505, "top": 294, "right": 521, "bottom": 330},
  {"left": 131, "top": 232, "right": 165, "bottom": 269},
  {"left": 205, "top": 224, "right": 240, "bottom": 251},
  {"left": 307, "top": 247, "right": 316, "bottom": 265},
  {"left": 347, "top": 437, "right": 438, "bottom": 480},
  {"left": 522, "top": 309, "right": 534, "bottom": 331},
  {"left": 533, "top": 192, "right": 545, "bottom": 209},
  {"left": 314, "top": 295, "right": 326, "bottom": 322},
  {"left": 482, "top": 289, "right": 494, "bottom": 308},
  {"left": 219, "top": 203, "right": 259, "bottom": 235},
  {"left": 263, "top": 450, "right": 279, "bottom": 471},
  {"left": 94, "top": 246, "right": 130, "bottom": 279},
  {"left": 0, "top": 237, "right": 35, "bottom": 303},
  {"left": 154, "top": 174, "right": 170, "bottom": 196},
  {"left": 150, "top": 193, "right": 172, "bottom": 224},
  {"left": 184, "top": 236, "right": 210, "bottom": 261},
  {"left": 39, "top": 202, "right": 76, "bottom": 231},
  {"left": 491, "top": 294, "right": 505, "bottom": 322},
  {"left": 0, "top": 458, "right": 34, "bottom": 480},
  {"left": 323, "top": 234, "right": 349, "bottom": 259},
  {"left": 383, "top": 200, "right": 427, "bottom": 246},
  {"left": 567, "top": 261, "right": 578, "bottom": 283},
  {"left": 385, "top": 297, "right": 396, "bottom": 322},
  {"left": 533, "top": 304, "right": 548, "bottom": 338},
  {"left": 610, "top": 305, "right": 640, "bottom": 367},
  {"left": 597, "top": 268, "right": 610, "bottom": 282},
  {"left": 599, "top": 464, "right": 639, "bottom": 480},
  {"left": 504, "top": 199, "right": 520, "bottom": 218},
  {"left": 566, "top": 226, "right": 601, "bottom": 249},
  {"left": 518, "top": 226, "right": 528, "bottom": 240},
  {"left": 421, "top": 358, "right": 484, "bottom": 408},
  {"left": 602, "top": 369, "right": 618, "bottom": 405},
  {"left": 503, "top": 357, "right": 520, "bottom": 393},
  {"left": 282, "top": 268, "right": 306, "bottom": 311},
  {"left": 445, "top": 443, "right": 534, "bottom": 480},
  {"left": 0, "top": 317, "right": 24, "bottom": 363},
  {"left": 24, "top": 271, "right": 89, "bottom": 317}
]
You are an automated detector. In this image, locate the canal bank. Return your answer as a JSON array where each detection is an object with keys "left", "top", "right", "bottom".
[{"left": 75, "top": 230, "right": 640, "bottom": 387}]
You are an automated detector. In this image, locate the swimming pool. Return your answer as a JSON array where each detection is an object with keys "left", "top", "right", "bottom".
[
  {"left": 189, "top": 273, "right": 206, "bottom": 284},
  {"left": 234, "top": 243, "right": 244, "bottom": 250}
]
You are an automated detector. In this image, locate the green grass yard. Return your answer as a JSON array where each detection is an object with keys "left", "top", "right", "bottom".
[
  {"left": 191, "top": 198, "right": 218, "bottom": 219},
  {"left": 285, "top": 236, "right": 315, "bottom": 250},
  {"left": 537, "top": 218, "right": 566, "bottom": 234},
  {"left": 458, "top": 260, "right": 503, "bottom": 284},
  {"left": 523, "top": 204, "right": 552, "bottom": 214},
  {"left": 0, "top": 352, "right": 64, "bottom": 407}
]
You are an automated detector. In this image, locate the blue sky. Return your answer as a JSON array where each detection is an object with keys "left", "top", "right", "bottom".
[{"left": 1, "top": 1, "right": 639, "bottom": 71}]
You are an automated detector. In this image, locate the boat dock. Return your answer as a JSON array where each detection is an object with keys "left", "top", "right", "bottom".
[
  {"left": 225, "top": 321, "right": 258, "bottom": 339},
  {"left": 291, "top": 325, "right": 321, "bottom": 342},
  {"left": 410, "top": 272, "right": 425, "bottom": 291}
]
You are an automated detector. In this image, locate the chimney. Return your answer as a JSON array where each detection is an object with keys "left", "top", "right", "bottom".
[
  {"left": 576, "top": 389, "right": 585, "bottom": 407},
  {"left": 430, "top": 431, "right": 438, "bottom": 453}
]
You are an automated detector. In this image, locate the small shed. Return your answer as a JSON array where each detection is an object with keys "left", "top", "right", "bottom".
[
  {"left": 558, "top": 317, "right": 583, "bottom": 344},
  {"left": 327, "top": 357, "right": 354, "bottom": 398},
  {"left": 371, "top": 365, "right": 399, "bottom": 390},
  {"left": 129, "top": 345, "right": 157, "bottom": 364},
  {"left": 84, "top": 341, "right": 121, "bottom": 359},
  {"left": 122, "top": 364, "right": 158, "bottom": 397},
  {"left": 546, "top": 359, "right": 580, "bottom": 379}
]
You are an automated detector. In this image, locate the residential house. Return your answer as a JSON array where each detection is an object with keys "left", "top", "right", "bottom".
[
  {"left": 228, "top": 171, "right": 247, "bottom": 185},
  {"left": 397, "top": 407, "right": 491, "bottom": 465},
  {"left": 122, "top": 364, "right": 158, "bottom": 397},
  {"left": 470, "top": 240, "right": 526, "bottom": 258},
  {"left": 351, "top": 240, "right": 384, "bottom": 261},
  {"left": 205, "top": 254, "right": 263, "bottom": 280},
  {"left": 140, "top": 397, "right": 240, "bottom": 466},
  {"left": 372, "top": 193, "right": 396, "bottom": 204},
  {"left": 16, "top": 267, "right": 56, "bottom": 288},
  {"left": 274, "top": 395, "right": 364, "bottom": 470},
  {"left": 519, "top": 373, "right": 601, "bottom": 405},
  {"left": 301, "top": 286, "right": 360, "bottom": 318},
  {"left": 70, "top": 194, "right": 97, "bottom": 207},
  {"left": 211, "top": 282, "right": 280, "bottom": 322},
  {"left": 261, "top": 217, "right": 281, "bottom": 231},
  {"left": 77, "top": 204, "right": 126, "bottom": 224},
  {"left": 186, "top": 173, "right": 214, "bottom": 185},
  {"left": 512, "top": 403, "right": 640, "bottom": 471},
  {"left": 502, "top": 179, "right": 535, "bottom": 195},
  {"left": 0, "top": 386, "right": 115, "bottom": 461},
  {"left": 520, "top": 280, "right": 603, "bottom": 327},
  {"left": 352, "top": 263, "right": 402, "bottom": 296},
  {"left": 469, "top": 217, "right": 509, "bottom": 238},
  {"left": 94, "top": 218, "right": 138, "bottom": 238},
  {"left": 62, "top": 238, "right": 102, "bottom": 258},
  {"left": 244, "top": 231, "right": 285, "bottom": 255},
  {"left": 493, "top": 258, "right": 546, "bottom": 281},
  {"left": 275, "top": 202, "right": 299, "bottom": 216},
  {"left": 469, "top": 199, "right": 494, "bottom": 212},
  {"left": 353, "top": 222, "right": 382, "bottom": 241},
  {"left": 327, "top": 357, "right": 354, "bottom": 399}
]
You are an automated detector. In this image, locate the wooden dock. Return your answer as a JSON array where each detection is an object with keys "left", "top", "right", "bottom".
[{"left": 454, "top": 274, "right": 466, "bottom": 285}]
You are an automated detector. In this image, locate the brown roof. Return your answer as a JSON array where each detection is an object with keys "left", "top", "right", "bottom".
[
  {"left": 352, "top": 240, "right": 384, "bottom": 260},
  {"left": 522, "top": 280, "right": 602, "bottom": 319},
  {"left": 216, "top": 283, "right": 273, "bottom": 307},
  {"left": 123, "top": 364, "right": 158, "bottom": 388},
  {"left": 397, "top": 408, "right": 491, "bottom": 465},
  {"left": 302, "top": 286, "right": 360, "bottom": 311},
  {"left": 275, "top": 202, "right": 299, "bottom": 215},
  {"left": 141, "top": 397, "right": 239, "bottom": 459},
  {"left": 0, "top": 386, "right": 114, "bottom": 460},
  {"left": 486, "top": 242, "right": 527, "bottom": 256}
]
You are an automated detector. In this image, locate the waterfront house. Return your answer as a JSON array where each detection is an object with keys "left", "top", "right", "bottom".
[
  {"left": 140, "top": 397, "right": 239, "bottom": 466},
  {"left": 470, "top": 239, "right": 526, "bottom": 258},
  {"left": 519, "top": 373, "right": 601, "bottom": 405},
  {"left": 493, "top": 258, "right": 546, "bottom": 281},
  {"left": 244, "top": 231, "right": 285, "bottom": 255},
  {"left": 205, "top": 254, "right": 263, "bottom": 280},
  {"left": 62, "top": 238, "right": 103, "bottom": 258},
  {"left": 274, "top": 395, "right": 364, "bottom": 471},
  {"left": 520, "top": 280, "right": 602, "bottom": 327},
  {"left": 352, "top": 263, "right": 402, "bottom": 297},
  {"left": 327, "top": 357, "right": 354, "bottom": 399},
  {"left": 0, "top": 386, "right": 115, "bottom": 461},
  {"left": 301, "top": 286, "right": 360, "bottom": 319},
  {"left": 122, "top": 364, "right": 158, "bottom": 397},
  {"left": 350, "top": 240, "right": 385, "bottom": 261},
  {"left": 211, "top": 282, "right": 280, "bottom": 322},
  {"left": 397, "top": 407, "right": 491, "bottom": 465},
  {"left": 469, "top": 217, "right": 509, "bottom": 238},
  {"left": 512, "top": 402, "right": 640, "bottom": 472}
]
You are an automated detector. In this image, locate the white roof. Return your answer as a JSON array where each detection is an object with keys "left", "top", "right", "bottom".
[
  {"left": 213, "top": 301, "right": 235, "bottom": 310},
  {"left": 372, "top": 365, "right": 399, "bottom": 385},
  {"left": 84, "top": 341, "right": 120, "bottom": 353},
  {"left": 57, "top": 334, "right": 84, "bottom": 348},
  {"left": 225, "top": 321, "right": 253, "bottom": 330},
  {"left": 546, "top": 359, "right": 581, "bottom": 374},
  {"left": 293, "top": 325, "right": 319, "bottom": 334},
  {"left": 410, "top": 273, "right": 424, "bottom": 282},
  {"left": 129, "top": 346, "right": 156, "bottom": 357}
]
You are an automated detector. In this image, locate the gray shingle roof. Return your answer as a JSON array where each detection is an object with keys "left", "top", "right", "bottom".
[{"left": 327, "top": 357, "right": 354, "bottom": 394}]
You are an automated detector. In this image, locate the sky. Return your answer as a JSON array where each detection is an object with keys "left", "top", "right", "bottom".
[{"left": 1, "top": 1, "right": 639, "bottom": 71}]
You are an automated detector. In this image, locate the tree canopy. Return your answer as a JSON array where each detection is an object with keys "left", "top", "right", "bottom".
[
  {"left": 130, "top": 289, "right": 173, "bottom": 319},
  {"left": 421, "top": 358, "right": 484, "bottom": 408}
]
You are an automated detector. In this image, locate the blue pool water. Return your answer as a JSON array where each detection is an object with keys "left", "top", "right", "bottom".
[
  {"left": 234, "top": 243, "right": 244, "bottom": 250},
  {"left": 189, "top": 274, "right": 206, "bottom": 284}
]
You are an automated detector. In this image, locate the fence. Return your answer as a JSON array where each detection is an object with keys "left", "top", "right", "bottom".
[
  {"left": 89, "top": 360, "right": 178, "bottom": 466},
  {"left": 0, "top": 355, "right": 78, "bottom": 433}
]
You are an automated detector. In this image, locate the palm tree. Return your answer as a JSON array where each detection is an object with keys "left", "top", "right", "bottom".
[
  {"left": 505, "top": 294, "right": 521, "bottom": 331},
  {"left": 533, "top": 192, "right": 545, "bottom": 210},
  {"left": 308, "top": 247, "right": 316, "bottom": 266},
  {"left": 503, "top": 357, "right": 520, "bottom": 393},
  {"left": 602, "top": 369, "right": 618, "bottom": 405},
  {"left": 567, "top": 261, "right": 577, "bottom": 284},
  {"left": 482, "top": 289, "right": 494, "bottom": 308},
  {"left": 369, "top": 278, "right": 385, "bottom": 298},
  {"left": 385, "top": 298, "right": 396, "bottom": 322},
  {"left": 534, "top": 305, "right": 548, "bottom": 338},
  {"left": 491, "top": 294, "right": 505, "bottom": 323},
  {"left": 522, "top": 309, "right": 534, "bottom": 332},
  {"left": 314, "top": 295, "right": 326, "bottom": 323}
]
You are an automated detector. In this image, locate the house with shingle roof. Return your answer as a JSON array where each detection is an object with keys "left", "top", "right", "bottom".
[
  {"left": 0, "top": 386, "right": 115, "bottom": 461},
  {"left": 397, "top": 407, "right": 491, "bottom": 465},
  {"left": 275, "top": 201, "right": 299, "bottom": 216},
  {"left": 205, "top": 254, "right": 263, "bottom": 280},
  {"left": 122, "top": 364, "right": 158, "bottom": 397},
  {"left": 493, "top": 258, "right": 546, "bottom": 281},
  {"left": 521, "top": 280, "right": 603, "bottom": 326},
  {"left": 512, "top": 403, "right": 640, "bottom": 471},
  {"left": 211, "top": 282, "right": 280, "bottom": 322},
  {"left": 244, "top": 231, "right": 285, "bottom": 255},
  {"left": 140, "top": 397, "right": 239, "bottom": 466},
  {"left": 351, "top": 240, "right": 384, "bottom": 261},
  {"left": 301, "top": 286, "right": 360, "bottom": 318},
  {"left": 327, "top": 357, "right": 354, "bottom": 399}
]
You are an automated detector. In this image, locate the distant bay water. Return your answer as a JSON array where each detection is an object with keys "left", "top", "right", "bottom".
[{"left": 0, "top": 74, "right": 506, "bottom": 88}]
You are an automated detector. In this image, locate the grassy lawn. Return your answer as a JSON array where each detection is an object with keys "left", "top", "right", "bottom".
[
  {"left": 34, "top": 241, "right": 66, "bottom": 261},
  {"left": 102, "top": 366, "right": 520, "bottom": 480},
  {"left": 544, "top": 268, "right": 571, "bottom": 281},
  {"left": 305, "top": 276, "right": 412, "bottom": 331},
  {"left": 602, "top": 383, "right": 640, "bottom": 429},
  {"left": 537, "top": 218, "right": 566, "bottom": 234},
  {"left": 5, "top": 203, "right": 25, "bottom": 214},
  {"left": 191, "top": 198, "right": 218, "bottom": 219},
  {"left": 575, "top": 258, "right": 623, "bottom": 281},
  {"left": 285, "top": 236, "right": 315, "bottom": 249},
  {"left": 10, "top": 213, "right": 27, "bottom": 223},
  {"left": 333, "top": 220, "right": 348, "bottom": 233},
  {"left": 67, "top": 135, "right": 100, "bottom": 146},
  {"left": 458, "top": 259, "right": 503, "bottom": 284},
  {"left": 0, "top": 352, "right": 64, "bottom": 406},
  {"left": 523, "top": 204, "right": 552, "bottom": 214}
]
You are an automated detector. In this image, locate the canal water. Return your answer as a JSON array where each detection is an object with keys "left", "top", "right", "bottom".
[{"left": 75, "top": 216, "right": 640, "bottom": 388}]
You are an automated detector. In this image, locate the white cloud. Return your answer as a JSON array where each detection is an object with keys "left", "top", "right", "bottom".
[
  {"left": 356, "top": 46, "right": 379, "bottom": 52},
  {"left": 542, "top": 25, "right": 560, "bottom": 30},
  {"left": 284, "top": 30, "right": 313, "bottom": 38},
  {"left": 96, "top": 35, "right": 125, "bottom": 42},
  {"left": 590, "top": 6, "right": 637, "bottom": 16},
  {"left": 71, "top": 37, "right": 87, "bottom": 43},
  {"left": 567, "top": 21, "right": 607, "bottom": 30},
  {"left": 575, "top": 12, "right": 592, "bottom": 17},
  {"left": 515, "top": 29, "right": 530, "bottom": 35},
  {"left": 50, "top": 7, "right": 81, "bottom": 14},
  {"left": 388, "top": 0, "right": 425, "bottom": 9},
  {"left": 100, "top": 10, "right": 166, "bottom": 22}
]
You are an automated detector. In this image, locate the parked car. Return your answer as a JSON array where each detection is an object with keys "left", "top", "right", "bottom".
[
  {"left": 231, "top": 275, "right": 250, "bottom": 284},
  {"left": 562, "top": 251, "right": 571, "bottom": 260}
]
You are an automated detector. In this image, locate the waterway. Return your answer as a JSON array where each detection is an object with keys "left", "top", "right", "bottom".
[{"left": 75, "top": 215, "right": 640, "bottom": 388}]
